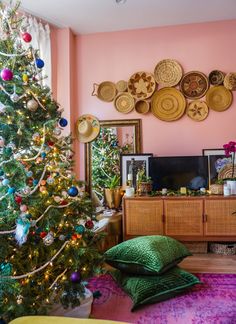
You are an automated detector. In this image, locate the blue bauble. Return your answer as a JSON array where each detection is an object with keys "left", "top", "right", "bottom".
[
  {"left": 2, "top": 179, "right": 9, "bottom": 186},
  {"left": 36, "top": 58, "right": 44, "bottom": 68},
  {"left": 8, "top": 187, "right": 15, "bottom": 194},
  {"left": 41, "top": 152, "right": 46, "bottom": 159},
  {"left": 33, "top": 179, "right": 38, "bottom": 186},
  {"left": 26, "top": 171, "right": 33, "bottom": 177},
  {"left": 59, "top": 118, "right": 68, "bottom": 127},
  {"left": 75, "top": 224, "right": 85, "bottom": 234},
  {"left": 0, "top": 169, "right": 4, "bottom": 176},
  {"left": 68, "top": 186, "right": 78, "bottom": 197}
]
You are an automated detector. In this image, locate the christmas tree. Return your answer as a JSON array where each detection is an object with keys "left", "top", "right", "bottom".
[
  {"left": 91, "top": 127, "right": 133, "bottom": 201},
  {"left": 0, "top": 1, "right": 103, "bottom": 321}
]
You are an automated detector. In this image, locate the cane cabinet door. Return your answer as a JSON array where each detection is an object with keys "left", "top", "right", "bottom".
[
  {"left": 164, "top": 199, "right": 204, "bottom": 236},
  {"left": 205, "top": 198, "right": 236, "bottom": 236},
  {"left": 123, "top": 198, "right": 164, "bottom": 239}
]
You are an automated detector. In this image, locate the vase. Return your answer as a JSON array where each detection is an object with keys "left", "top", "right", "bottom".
[
  {"left": 49, "top": 287, "right": 93, "bottom": 318},
  {"left": 226, "top": 180, "right": 236, "bottom": 195},
  {"left": 104, "top": 187, "right": 122, "bottom": 209}
]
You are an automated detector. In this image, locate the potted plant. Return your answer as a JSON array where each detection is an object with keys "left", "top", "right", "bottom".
[
  {"left": 136, "top": 167, "right": 152, "bottom": 196},
  {"left": 223, "top": 141, "right": 236, "bottom": 194},
  {"left": 104, "top": 175, "right": 122, "bottom": 209}
]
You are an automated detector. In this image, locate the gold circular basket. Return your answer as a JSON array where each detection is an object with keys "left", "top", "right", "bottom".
[
  {"left": 223, "top": 72, "right": 236, "bottom": 91},
  {"left": 128, "top": 71, "right": 156, "bottom": 100},
  {"left": 114, "top": 92, "right": 135, "bottom": 114},
  {"left": 151, "top": 88, "right": 186, "bottom": 121},
  {"left": 154, "top": 59, "right": 183, "bottom": 87},
  {"left": 116, "top": 80, "right": 128, "bottom": 92},
  {"left": 209, "top": 70, "right": 225, "bottom": 86},
  {"left": 206, "top": 86, "right": 233, "bottom": 111},
  {"left": 186, "top": 100, "right": 209, "bottom": 121},
  {"left": 180, "top": 71, "right": 209, "bottom": 99},
  {"left": 135, "top": 100, "right": 150, "bottom": 114},
  {"left": 92, "top": 81, "right": 117, "bottom": 102}
]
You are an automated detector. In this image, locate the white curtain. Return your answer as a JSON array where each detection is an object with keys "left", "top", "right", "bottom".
[{"left": 24, "top": 17, "right": 51, "bottom": 88}]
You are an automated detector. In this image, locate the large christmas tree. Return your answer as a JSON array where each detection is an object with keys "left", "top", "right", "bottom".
[{"left": 0, "top": 1, "right": 103, "bottom": 321}]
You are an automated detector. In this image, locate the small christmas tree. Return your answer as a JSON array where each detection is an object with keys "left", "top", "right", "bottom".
[
  {"left": 0, "top": 1, "right": 103, "bottom": 321},
  {"left": 91, "top": 127, "right": 133, "bottom": 201}
]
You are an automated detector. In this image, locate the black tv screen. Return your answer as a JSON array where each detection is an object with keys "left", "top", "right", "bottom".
[{"left": 149, "top": 156, "right": 209, "bottom": 191}]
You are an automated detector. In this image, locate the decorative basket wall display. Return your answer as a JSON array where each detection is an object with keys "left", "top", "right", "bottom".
[
  {"left": 206, "top": 86, "right": 233, "bottom": 112},
  {"left": 209, "top": 70, "right": 225, "bottom": 86},
  {"left": 223, "top": 72, "right": 236, "bottom": 91},
  {"left": 186, "top": 100, "right": 209, "bottom": 121},
  {"left": 135, "top": 100, "right": 150, "bottom": 114},
  {"left": 114, "top": 92, "right": 135, "bottom": 113},
  {"left": 127, "top": 71, "right": 156, "bottom": 100},
  {"left": 180, "top": 71, "right": 209, "bottom": 99},
  {"left": 154, "top": 59, "right": 183, "bottom": 87},
  {"left": 151, "top": 87, "right": 186, "bottom": 121},
  {"left": 92, "top": 81, "right": 117, "bottom": 102}
]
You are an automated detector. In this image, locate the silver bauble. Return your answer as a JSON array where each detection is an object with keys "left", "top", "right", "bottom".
[
  {"left": 27, "top": 99, "right": 38, "bottom": 112},
  {"left": 43, "top": 232, "right": 54, "bottom": 246},
  {"left": 53, "top": 128, "right": 61, "bottom": 136},
  {"left": 10, "top": 93, "right": 20, "bottom": 102}
]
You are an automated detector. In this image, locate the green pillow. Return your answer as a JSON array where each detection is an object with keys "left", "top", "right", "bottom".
[
  {"left": 111, "top": 267, "right": 201, "bottom": 311},
  {"left": 104, "top": 235, "right": 192, "bottom": 275}
]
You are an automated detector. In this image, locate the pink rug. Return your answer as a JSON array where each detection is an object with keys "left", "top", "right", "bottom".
[{"left": 88, "top": 273, "right": 236, "bottom": 324}]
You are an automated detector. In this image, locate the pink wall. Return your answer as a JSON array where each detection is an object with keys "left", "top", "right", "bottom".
[{"left": 53, "top": 20, "right": 236, "bottom": 180}]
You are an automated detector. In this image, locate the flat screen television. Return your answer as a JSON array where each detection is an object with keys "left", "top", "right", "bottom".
[{"left": 149, "top": 156, "right": 209, "bottom": 191}]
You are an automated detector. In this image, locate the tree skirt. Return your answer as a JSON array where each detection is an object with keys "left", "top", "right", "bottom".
[{"left": 88, "top": 273, "right": 236, "bottom": 324}]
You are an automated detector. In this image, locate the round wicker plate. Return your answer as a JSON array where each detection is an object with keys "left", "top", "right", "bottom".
[
  {"left": 186, "top": 100, "right": 209, "bottom": 121},
  {"left": 206, "top": 86, "right": 233, "bottom": 111},
  {"left": 151, "top": 87, "right": 186, "bottom": 121},
  {"left": 154, "top": 59, "right": 183, "bottom": 87},
  {"left": 114, "top": 92, "right": 135, "bottom": 114},
  {"left": 223, "top": 72, "right": 236, "bottom": 91},
  {"left": 180, "top": 71, "right": 209, "bottom": 99},
  {"left": 116, "top": 80, "right": 128, "bottom": 92},
  {"left": 92, "top": 81, "right": 117, "bottom": 102},
  {"left": 209, "top": 70, "right": 225, "bottom": 86},
  {"left": 127, "top": 71, "right": 156, "bottom": 100}
]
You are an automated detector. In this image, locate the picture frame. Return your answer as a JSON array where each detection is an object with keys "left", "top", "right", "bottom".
[
  {"left": 202, "top": 148, "right": 231, "bottom": 185},
  {"left": 120, "top": 153, "right": 153, "bottom": 188}
]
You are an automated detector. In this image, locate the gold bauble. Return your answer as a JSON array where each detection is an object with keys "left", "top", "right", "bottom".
[{"left": 27, "top": 99, "right": 38, "bottom": 111}]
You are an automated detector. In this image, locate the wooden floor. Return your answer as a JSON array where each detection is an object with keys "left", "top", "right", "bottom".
[{"left": 179, "top": 253, "right": 236, "bottom": 273}]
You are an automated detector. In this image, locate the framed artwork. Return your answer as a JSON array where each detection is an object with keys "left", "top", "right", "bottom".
[
  {"left": 120, "top": 153, "right": 153, "bottom": 188},
  {"left": 202, "top": 148, "right": 231, "bottom": 184}
]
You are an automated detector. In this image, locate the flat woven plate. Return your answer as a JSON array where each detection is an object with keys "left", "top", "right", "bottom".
[
  {"left": 151, "top": 87, "right": 186, "bottom": 121},
  {"left": 92, "top": 81, "right": 117, "bottom": 102},
  {"left": 116, "top": 80, "right": 128, "bottom": 92},
  {"left": 206, "top": 86, "right": 233, "bottom": 111},
  {"left": 154, "top": 59, "right": 183, "bottom": 87},
  {"left": 128, "top": 71, "right": 156, "bottom": 100},
  {"left": 223, "top": 72, "right": 236, "bottom": 91},
  {"left": 186, "top": 100, "right": 209, "bottom": 121},
  {"left": 180, "top": 71, "right": 209, "bottom": 99},
  {"left": 114, "top": 92, "right": 135, "bottom": 114},
  {"left": 209, "top": 70, "right": 225, "bottom": 86}
]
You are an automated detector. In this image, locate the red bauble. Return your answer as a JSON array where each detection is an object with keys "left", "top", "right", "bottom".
[
  {"left": 47, "top": 141, "right": 54, "bottom": 146},
  {"left": 60, "top": 200, "right": 68, "bottom": 206},
  {"left": 15, "top": 196, "right": 22, "bottom": 204},
  {"left": 40, "top": 231, "right": 47, "bottom": 238},
  {"left": 22, "top": 32, "right": 32, "bottom": 43},
  {"left": 85, "top": 220, "right": 94, "bottom": 229},
  {"left": 72, "top": 234, "right": 78, "bottom": 241}
]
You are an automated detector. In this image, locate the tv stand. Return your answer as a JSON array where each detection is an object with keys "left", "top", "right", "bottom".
[{"left": 122, "top": 196, "right": 236, "bottom": 243}]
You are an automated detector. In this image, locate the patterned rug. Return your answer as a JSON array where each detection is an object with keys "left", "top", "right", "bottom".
[{"left": 88, "top": 273, "right": 236, "bottom": 324}]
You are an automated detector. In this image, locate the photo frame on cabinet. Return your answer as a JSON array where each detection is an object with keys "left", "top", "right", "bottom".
[
  {"left": 202, "top": 148, "right": 231, "bottom": 185},
  {"left": 120, "top": 153, "right": 153, "bottom": 189}
]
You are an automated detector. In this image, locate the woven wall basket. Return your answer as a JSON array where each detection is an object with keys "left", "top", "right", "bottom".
[
  {"left": 114, "top": 92, "right": 135, "bottom": 113},
  {"left": 206, "top": 86, "right": 233, "bottom": 112},
  {"left": 128, "top": 71, "right": 156, "bottom": 100},
  {"left": 92, "top": 81, "right": 117, "bottom": 102},
  {"left": 154, "top": 59, "right": 183, "bottom": 87},
  {"left": 180, "top": 71, "right": 209, "bottom": 99},
  {"left": 186, "top": 100, "right": 209, "bottom": 121},
  {"left": 209, "top": 70, "right": 225, "bottom": 86},
  {"left": 223, "top": 72, "right": 236, "bottom": 91}
]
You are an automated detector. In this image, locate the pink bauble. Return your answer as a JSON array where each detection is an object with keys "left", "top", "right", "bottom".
[
  {"left": 1, "top": 68, "right": 13, "bottom": 81},
  {"left": 22, "top": 32, "right": 32, "bottom": 43},
  {"left": 20, "top": 204, "right": 28, "bottom": 212}
]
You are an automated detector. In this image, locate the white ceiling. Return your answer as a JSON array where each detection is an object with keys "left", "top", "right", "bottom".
[{"left": 19, "top": 0, "right": 236, "bottom": 35}]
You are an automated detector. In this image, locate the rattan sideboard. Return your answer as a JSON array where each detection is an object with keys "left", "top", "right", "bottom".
[{"left": 122, "top": 196, "right": 236, "bottom": 241}]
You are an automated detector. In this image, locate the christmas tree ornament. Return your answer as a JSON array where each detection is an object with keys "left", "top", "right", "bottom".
[
  {"left": 15, "top": 217, "right": 31, "bottom": 245},
  {"left": 59, "top": 118, "right": 68, "bottom": 127},
  {"left": 33, "top": 179, "right": 38, "bottom": 186},
  {"left": 26, "top": 99, "right": 38, "bottom": 111},
  {"left": 20, "top": 205, "right": 28, "bottom": 212},
  {"left": 41, "top": 180, "right": 46, "bottom": 186},
  {"left": 7, "top": 142, "right": 16, "bottom": 150},
  {"left": 43, "top": 232, "right": 54, "bottom": 246},
  {"left": 53, "top": 127, "right": 61, "bottom": 136},
  {"left": 41, "top": 152, "right": 46, "bottom": 159},
  {"left": 85, "top": 220, "right": 94, "bottom": 229},
  {"left": 2, "top": 179, "right": 9, "bottom": 186},
  {"left": 22, "top": 32, "right": 32, "bottom": 43},
  {"left": 54, "top": 196, "right": 61, "bottom": 203},
  {"left": 15, "top": 196, "right": 22, "bottom": 204},
  {"left": 0, "top": 138, "right": 5, "bottom": 148},
  {"left": 7, "top": 187, "right": 15, "bottom": 194},
  {"left": 40, "top": 186, "right": 46, "bottom": 192},
  {"left": 26, "top": 171, "right": 33, "bottom": 177},
  {"left": 68, "top": 186, "right": 78, "bottom": 197},
  {"left": 0, "top": 169, "right": 4, "bottom": 176},
  {"left": 0, "top": 102, "right": 6, "bottom": 114},
  {"left": 36, "top": 58, "right": 44, "bottom": 68},
  {"left": 46, "top": 177, "right": 54, "bottom": 185},
  {"left": 10, "top": 93, "right": 20, "bottom": 102},
  {"left": 22, "top": 186, "right": 31, "bottom": 195},
  {"left": 40, "top": 231, "right": 47, "bottom": 238},
  {"left": 70, "top": 270, "right": 81, "bottom": 283},
  {"left": 59, "top": 234, "right": 65, "bottom": 241},
  {"left": 75, "top": 224, "right": 85, "bottom": 234},
  {"left": 61, "top": 190, "right": 68, "bottom": 197},
  {"left": 16, "top": 294, "right": 23, "bottom": 305},
  {"left": 22, "top": 73, "right": 29, "bottom": 83},
  {"left": 0, "top": 68, "right": 13, "bottom": 81}
]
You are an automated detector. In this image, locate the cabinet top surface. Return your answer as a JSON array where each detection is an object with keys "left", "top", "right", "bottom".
[{"left": 123, "top": 195, "right": 236, "bottom": 200}]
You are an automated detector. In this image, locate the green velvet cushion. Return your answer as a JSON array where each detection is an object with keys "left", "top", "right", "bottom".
[
  {"left": 104, "top": 235, "right": 192, "bottom": 275},
  {"left": 111, "top": 267, "right": 201, "bottom": 311}
]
